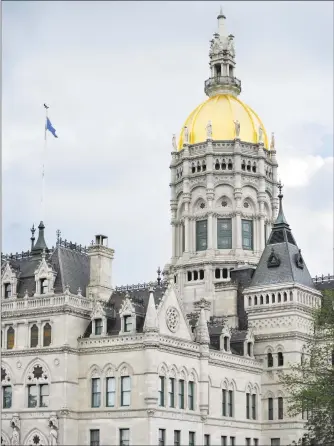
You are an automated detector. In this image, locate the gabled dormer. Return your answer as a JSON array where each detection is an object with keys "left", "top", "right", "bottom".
[
  {"left": 34, "top": 251, "right": 57, "bottom": 296},
  {"left": 119, "top": 294, "right": 137, "bottom": 335},
  {"left": 244, "top": 328, "right": 255, "bottom": 357},
  {"left": 90, "top": 299, "right": 106, "bottom": 336},
  {"left": 220, "top": 324, "right": 231, "bottom": 353},
  {"left": 1, "top": 262, "right": 18, "bottom": 299}
]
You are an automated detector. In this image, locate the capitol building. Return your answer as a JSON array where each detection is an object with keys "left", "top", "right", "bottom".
[{"left": 1, "top": 10, "right": 333, "bottom": 446}]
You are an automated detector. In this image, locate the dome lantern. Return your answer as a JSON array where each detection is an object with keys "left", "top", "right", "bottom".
[{"left": 204, "top": 9, "right": 241, "bottom": 98}]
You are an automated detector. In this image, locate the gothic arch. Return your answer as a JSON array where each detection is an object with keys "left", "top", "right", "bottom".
[
  {"left": 1, "top": 362, "right": 16, "bottom": 385},
  {"left": 242, "top": 195, "right": 257, "bottom": 212},
  {"left": 1, "top": 431, "right": 10, "bottom": 445},
  {"left": 179, "top": 366, "right": 188, "bottom": 380},
  {"left": 24, "top": 428, "right": 48, "bottom": 446},
  {"left": 253, "top": 383, "right": 261, "bottom": 395},
  {"left": 168, "top": 364, "right": 179, "bottom": 378},
  {"left": 157, "top": 362, "right": 168, "bottom": 376},
  {"left": 189, "top": 368, "right": 199, "bottom": 382},
  {"left": 229, "top": 378, "right": 237, "bottom": 391},
  {"left": 265, "top": 345, "right": 274, "bottom": 354},
  {"left": 276, "top": 344, "right": 285, "bottom": 353},
  {"left": 192, "top": 196, "right": 207, "bottom": 213},
  {"left": 22, "top": 357, "right": 52, "bottom": 383},
  {"left": 102, "top": 363, "right": 116, "bottom": 377},
  {"left": 116, "top": 362, "right": 134, "bottom": 376},
  {"left": 87, "top": 364, "right": 101, "bottom": 379},
  {"left": 264, "top": 390, "right": 274, "bottom": 399}
]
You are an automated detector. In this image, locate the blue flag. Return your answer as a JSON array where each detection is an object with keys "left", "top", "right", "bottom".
[{"left": 46, "top": 117, "right": 58, "bottom": 138}]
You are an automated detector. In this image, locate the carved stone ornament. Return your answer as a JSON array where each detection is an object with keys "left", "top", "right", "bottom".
[
  {"left": 91, "top": 299, "right": 105, "bottom": 320},
  {"left": 172, "top": 134, "right": 177, "bottom": 151},
  {"left": 49, "top": 414, "right": 59, "bottom": 446},
  {"left": 295, "top": 249, "right": 304, "bottom": 269},
  {"left": 206, "top": 120, "right": 212, "bottom": 139},
  {"left": 267, "top": 247, "right": 281, "bottom": 268},
  {"left": 10, "top": 414, "right": 20, "bottom": 446},
  {"left": 233, "top": 120, "right": 240, "bottom": 138},
  {"left": 258, "top": 126, "right": 263, "bottom": 143},
  {"left": 166, "top": 306, "right": 180, "bottom": 333},
  {"left": 183, "top": 126, "right": 189, "bottom": 144}
]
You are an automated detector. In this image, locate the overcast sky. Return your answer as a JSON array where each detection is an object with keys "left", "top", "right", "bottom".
[{"left": 2, "top": 1, "right": 333, "bottom": 285}]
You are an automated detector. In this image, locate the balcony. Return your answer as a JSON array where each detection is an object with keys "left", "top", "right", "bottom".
[{"left": 204, "top": 76, "right": 241, "bottom": 97}]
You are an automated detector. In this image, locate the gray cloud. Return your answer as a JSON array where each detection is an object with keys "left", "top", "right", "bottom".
[{"left": 3, "top": 1, "right": 333, "bottom": 284}]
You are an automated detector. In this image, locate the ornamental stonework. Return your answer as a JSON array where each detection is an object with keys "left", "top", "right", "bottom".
[{"left": 166, "top": 306, "right": 180, "bottom": 333}]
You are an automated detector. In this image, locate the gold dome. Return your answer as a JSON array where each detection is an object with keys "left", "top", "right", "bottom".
[{"left": 178, "top": 94, "right": 268, "bottom": 150}]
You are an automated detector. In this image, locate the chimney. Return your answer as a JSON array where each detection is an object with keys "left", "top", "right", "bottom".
[{"left": 86, "top": 235, "right": 115, "bottom": 301}]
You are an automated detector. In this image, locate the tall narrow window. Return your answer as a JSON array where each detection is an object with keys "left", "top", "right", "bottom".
[
  {"left": 40, "top": 278, "right": 48, "bottom": 294},
  {"left": 28, "top": 384, "right": 38, "bottom": 408},
  {"left": 159, "top": 376, "right": 165, "bottom": 407},
  {"left": 196, "top": 220, "right": 207, "bottom": 251},
  {"left": 179, "top": 379, "right": 185, "bottom": 409},
  {"left": 278, "top": 352, "right": 284, "bottom": 367},
  {"left": 268, "top": 397, "right": 274, "bottom": 420},
  {"left": 159, "top": 429, "right": 166, "bottom": 446},
  {"left": 267, "top": 352, "right": 273, "bottom": 368},
  {"left": 120, "top": 429, "right": 130, "bottom": 446},
  {"left": 2, "top": 386, "right": 12, "bottom": 408},
  {"left": 169, "top": 378, "right": 175, "bottom": 408},
  {"left": 270, "top": 440, "right": 280, "bottom": 446},
  {"left": 174, "top": 431, "right": 181, "bottom": 446},
  {"left": 106, "top": 377, "right": 116, "bottom": 407},
  {"left": 30, "top": 324, "right": 39, "bottom": 348},
  {"left": 254, "top": 439, "right": 259, "bottom": 446},
  {"left": 91, "top": 378, "right": 101, "bottom": 408},
  {"left": 230, "top": 437, "right": 235, "bottom": 446},
  {"left": 188, "top": 381, "right": 194, "bottom": 410},
  {"left": 247, "top": 342, "right": 252, "bottom": 356},
  {"left": 182, "top": 224, "right": 185, "bottom": 253},
  {"left": 222, "top": 389, "right": 227, "bottom": 416},
  {"left": 90, "top": 430, "right": 100, "bottom": 446},
  {"left": 246, "top": 439, "right": 251, "bottom": 446},
  {"left": 204, "top": 435, "right": 210, "bottom": 446},
  {"left": 124, "top": 316, "right": 132, "bottom": 333},
  {"left": 4, "top": 283, "right": 11, "bottom": 299},
  {"left": 278, "top": 397, "right": 284, "bottom": 419},
  {"left": 242, "top": 220, "right": 253, "bottom": 250},
  {"left": 95, "top": 319, "right": 103, "bottom": 335},
  {"left": 39, "top": 384, "right": 49, "bottom": 407},
  {"left": 217, "top": 218, "right": 232, "bottom": 249},
  {"left": 246, "top": 393, "right": 250, "bottom": 419},
  {"left": 121, "top": 376, "right": 131, "bottom": 406},
  {"left": 252, "top": 394, "right": 256, "bottom": 420},
  {"left": 189, "top": 432, "right": 195, "bottom": 446},
  {"left": 43, "top": 323, "right": 52, "bottom": 347},
  {"left": 7, "top": 327, "right": 14, "bottom": 350},
  {"left": 221, "top": 437, "right": 227, "bottom": 446},
  {"left": 224, "top": 336, "right": 229, "bottom": 351},
  {"left": 228, "top": 390, "right": 233, "bottom": 417}
]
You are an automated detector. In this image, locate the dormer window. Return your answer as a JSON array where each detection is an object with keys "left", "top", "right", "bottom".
[
  {"left": 40, "top": 279, "right": 48, "bottom": 294},
  {"left": 95, "top": 319, "right": 103, "bottom": 335},
  {"left": 4, "top": 283, "right": 11, "bottom": 299},
  {"left": 124, "top": 316, "right": 132, "bottom": 333},
  {"left": 223, "top": 336, "right": 230, "bottom": 352}
]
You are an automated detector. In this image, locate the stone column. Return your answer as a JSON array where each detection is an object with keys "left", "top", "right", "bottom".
[{"left": 206, "top": 188, "right": 214, "bottom": 251}]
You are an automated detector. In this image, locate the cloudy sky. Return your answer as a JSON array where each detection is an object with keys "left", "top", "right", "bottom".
[{"left": 3, "top": 1, "right": 333, "bottom": 285}]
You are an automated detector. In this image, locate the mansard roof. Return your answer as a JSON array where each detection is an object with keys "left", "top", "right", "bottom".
[
  {"left": 249, "top": 187, "right": 315, "bottom": 290},
  {"left": 1, "top": 245, "right": 89, "bottom": 297}
]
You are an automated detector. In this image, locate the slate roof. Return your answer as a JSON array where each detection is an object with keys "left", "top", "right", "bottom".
[{"left": 250, "top": 191, "right": 315, "bottom": 290}]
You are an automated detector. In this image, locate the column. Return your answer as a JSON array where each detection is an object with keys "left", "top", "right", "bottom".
[
  {"left": 207, "top": 214, "right": 213, "bottom": 249},
  {"left": 185, "top": 217, "right": 189, "bottom": 252},
  {"left": 171, "top": 223, "right": 176, "bottom": 258},
  {"left": 235, "top": 211, "right": 242, "bottom": 251}
]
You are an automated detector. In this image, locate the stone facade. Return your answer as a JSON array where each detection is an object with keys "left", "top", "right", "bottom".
[{"left": 1, "top": 9, "right": 333, "bottom": 446}]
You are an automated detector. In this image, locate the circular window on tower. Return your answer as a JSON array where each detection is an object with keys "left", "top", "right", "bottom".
[
  {"left": 244, "top": 202, "right": 249, "bottom": 208},
  {"left": 221, "top": 200, "right": 228, "bottom": 207},
  {"left": 200, "top": 202, "right": 206, "bottom": 209}
]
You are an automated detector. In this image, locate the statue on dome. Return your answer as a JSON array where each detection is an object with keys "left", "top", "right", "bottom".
[
  {"left": 227, "top": 36, "right": 235, "bottom": 57},
  {"left": 258, "top": 126, "right": 263, "bottom": 143},
  {"left": 184, "top": 126, "right": 189, "bottom": 144},
  {"left": 233, "top": 120, "right": 240, "bottom": 138},
  {"left": 270, "top": 132, "right": 275, "bottom": 150},
  {"left": 172, "top": 134, "right": 177, "bottom": 150},
  {"left": 206, "top": 120, "right": 212, "bottom": 139}
]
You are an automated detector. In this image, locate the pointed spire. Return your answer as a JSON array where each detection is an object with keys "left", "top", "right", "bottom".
[
  {"left": 143, "top": 286, "right": 159, "bottom": 333},
  {"left": 31, "top": 221, "right": 48, "bottom": 255},
  {"left": 275, "top": 181, "right": 289, "bottom": 227},
  {"left": 195, "top": 308, "right": 210, "bottom": 344},
  {"left": 30, "top": 224, "right": 36, "bottom": 250},
  {"left": 217, "top": 7, "right": 226, "bottom": 37}
]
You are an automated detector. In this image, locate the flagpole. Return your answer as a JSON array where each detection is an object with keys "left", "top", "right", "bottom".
[{"left": 42, "top": 104, "right": 48, "bottom": 222}]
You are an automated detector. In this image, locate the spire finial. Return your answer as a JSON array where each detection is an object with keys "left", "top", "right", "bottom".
[
  {"left": 56, "top": 229, "right": 61, "bottom": 244},
  {"left": 31, "top": 221, "right": 48, "bottom": 255},
  {"left": 157, "top": 267, "right": 162, "bottom": 286},
  {"left": 278, "top": 179, "right": 283, "bottom": 197},
  {"left": 218, "top": 5, "right": 225, "bottom": 19},
  {"left": 30, "top": 224, "right": 36, "bottom": 250},
  {"left": 275, "top": 180, "right": 289, "bottom": 226}
]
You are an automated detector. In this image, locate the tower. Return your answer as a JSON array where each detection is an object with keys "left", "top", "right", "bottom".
[
  {"left": 243, "top": 185, "right": 322, "bottom": 444},
  {"left": 168, "top": 11, "right": 279, "bottom": 319}
]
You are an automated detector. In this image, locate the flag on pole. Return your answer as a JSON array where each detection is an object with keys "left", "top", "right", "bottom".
[{"left": 46, "top": 117, "right": 58, "bottom": 138}]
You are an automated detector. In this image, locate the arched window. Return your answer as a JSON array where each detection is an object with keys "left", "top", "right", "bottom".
[
  {"left": 278, "top": 293, "right": 281, "bottom": 303},
  {"left": 43, "top": 323, "right": 52, "bottom": 347},
  {"left": 252, "top": 163, "right": 256, "bottom": 173},
  {"left": 4, "top": 283, "right": 11, "bottom": 299},
  {"left": 6, "top": 327, "right": 14, "bottom": 350},
  {"left": 215, "top": 268, "right": 221, "bottom": 279},
  {"left": 283, "top": 292, "right": 287, "bottom": 302},
  {"left": 221, "top": 159, "right": 226, "bottom": 170},
  {"left": 267, "top": 352, "right": 273, "bottom": 368},
  {"left": 197, "top": 162, "right": 201, "bottom": 172},
  {"left": 241, "top": 161, "right": 246, "bottom": 171},
  {"left": 278, "top": 352, "right": 284, "bottom": 367},
  {"left": 272, "top": 293, "right": 275, "bottom": 303},
  {"left": 199, "top": 270, "right": 204, "bottom": 280},
  {"left": 227, "top": 159, "right": 233, "bottom": 170},
  {"left": 1, "top": 367, "right": 12, "bottom": 409},
  {"left": 266, "top": 294, "right": 269, "bottom": 304},
  {"left": 248, "top": 296, "right": 252, "bottom": 307},
  {"left": 254, "top": 296, "right": 258, "bottom": 305},
  {"left": 260, "top": 295, "right": 263, "bottom": 305},
  {"left": 191, "top": 163, "right": 196, "bottom": 173},
  {"left": 247, "top": 342, "right": 252, "bottom": 356},
  {"left": 215, "top": 159, "right": 220, "bottom": 170},
  {"left": 278, "top": 396, "right": 284, "bottom": 419},
  {"left": 27, "top": 364, "right": 50, "bottom": 408},
  {"left": 268, "top": 397, "right": 273, "bottom": 420},
  {"left": 290, "top": 291, "right": 293, "bottom": 301},
  {"left": 247, "top": 162, "right": 251, "bottom": 172},
  {"left": 202, "top": 161, "right": 206, "bottom": 172},
  {"left": 30, "top": 324, "right": 39, "bottom": 348},
  {"left": 223, "top": 336, "right": 230, "bottom": 352},
  {"left": 193, "top": 271, "right": 198, "bottom": 281}
]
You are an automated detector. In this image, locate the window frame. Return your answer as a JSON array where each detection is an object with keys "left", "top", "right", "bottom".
[
  {"left": 121, "top": 376, "right": 131, "bottom": 407},
  {"left": 242, "top": 219, "right": 253, "bottom": 250},
  {"left": 30, "top": 324, "right": 39, "bottom": 348},
  {"left": 189, "top": 431, "right": 196, "bottom": 446},
  {"left": 91, "top": 377, "right": 101, "bottom": 408},
  {"left": 246, "top": 392, "right": 250, "bottom": 419},
  {"left": 196, "top": 220, "right": 208, "bottom": 251},
  {"left": 268, "top": 397, "right": 274, "bottom": 420},
  {"left": 4, "top": 283, "right": 11, "bottom": 299},
  {"left": 27, "top": 384, "right": 38, "bottom": 408},
  {"left": 228, "top": 389, "right": 233, "bottom": 417},
  {"left": 95, "top": 318, "right": 103, "bottom": 335},
  {"left": 43, "top": 322, "right": 52, "bottom": 347},
  {"left": 222, "top": 389, "right": 227, "bottom": 416},
  {"left": 179, "top": 379, "right": 185, "bottom": 409},
  {"left": 106, "top": 376, "right": 116, "bottom": 407},
  {"left": 188, "top": 381, "right": 194, "bottom": 410},
  {"left": 278, "top": 396, "right": 284, "bottom": 420},
  {"left": 120, "top": 428, "right": 130, "bottom": 446},
  {"left": 6, "top": 326, "right": 15, "bottom": 350},
  {"left": 39, "top": 383, "right": 49, "bottom": 407},
  {"left": 217, "top": 218, "right": 232, "bottom": 249},
  {"left": 124, "top": 316, "right": 132, "bottom": 333},
  {"left": 2, "top": 385, "right": 12, "bottom": 409},
  {"left": 169, "top": 377, "right": 175, "bottom": 408},
  {"left": 174, "top": 430, "right": 181, "bottom": 446},
  {"left": 159, "top": 376, "right": 165, "bottom": 407},
  {"left": 40, "top": 278, "right": 48, "bottom": 294},
  {"left": 90, "top": 429, "right": 100, "bottom": 446},
  {"left": 251, "top": 393, "right": 257, "bottom": 420},
  {"left": 159, "top": 429, "right": 166, "bottom": 446}
]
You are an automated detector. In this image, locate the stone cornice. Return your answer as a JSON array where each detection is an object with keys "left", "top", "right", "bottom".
[
  {"left": 1, "top": 305, "right": 91, "bottom": 320},
  {"left": 1, "top": 345, "right": 78, "bottom": 357},
  {"left": 254, "top": 331, "right": 312, "bottom": 342}
]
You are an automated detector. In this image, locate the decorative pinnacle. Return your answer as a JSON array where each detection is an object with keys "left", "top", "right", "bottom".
[
  {"left": 278, "top": 179, "right": 283, "bottom": 197},
  {"left": 218, "top": 5, "right": 226, "bottom": 19},
  {"left": 157, "top": 267, "right": 162, "bottom": 285},
  {"left": 56, "top": 229, "right": 61, "bottom": 244}
]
